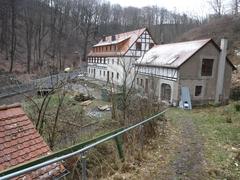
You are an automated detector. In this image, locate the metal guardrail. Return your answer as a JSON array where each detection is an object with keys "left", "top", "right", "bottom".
[{"left": 0, "top": 109, "right": 168, "bottom": 180}]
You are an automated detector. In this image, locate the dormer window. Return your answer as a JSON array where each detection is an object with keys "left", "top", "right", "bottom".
[
  {"left": 112, "top": 35, "right": 116, "bottom": 41},
  {"left": 102, "top": 36, "right": 106, "bottom": 42}
]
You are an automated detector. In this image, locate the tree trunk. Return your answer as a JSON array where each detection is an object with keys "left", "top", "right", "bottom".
[
  {"left": 26, "top": 33, "right": 32, "bottom": 73},
  {"left": 9, "top": 0, "right": 16, "bottom": 73},
  {"left": 49, "top": 94, "right": 65, "bottom": 149},
  {"left": 82, "top": 26, "right": 90, "bottom": 62}
]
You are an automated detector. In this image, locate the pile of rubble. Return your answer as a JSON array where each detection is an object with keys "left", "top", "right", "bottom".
[{"left": 74, "top": 93, "right": 94, "bottom": 102}]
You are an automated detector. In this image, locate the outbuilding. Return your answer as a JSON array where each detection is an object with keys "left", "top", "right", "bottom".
[{"left": 134, "top": 38, "right": 236, "bottom": 106}]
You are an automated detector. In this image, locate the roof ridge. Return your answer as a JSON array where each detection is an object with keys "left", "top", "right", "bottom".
[
  {"left": 155, "top": 38, "right": 212, "bottom": 48},
  {"left": 0, "top": 103, "right": 21, "bottom": 111},
  {"left": 105, "top": 27, "right": 146, "bottom": 38}
]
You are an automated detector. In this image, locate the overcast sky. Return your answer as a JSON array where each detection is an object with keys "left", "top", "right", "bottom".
[{"left": 107, "top": 0, "right": 231, "bottom": 17}]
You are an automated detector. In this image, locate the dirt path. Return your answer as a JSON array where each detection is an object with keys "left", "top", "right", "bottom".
[
  {"left": 171, "top": 117, "right": 206, "bottom": 179},
  {"left": 105, "top": 111, "right": 208, "bottom": 180}
]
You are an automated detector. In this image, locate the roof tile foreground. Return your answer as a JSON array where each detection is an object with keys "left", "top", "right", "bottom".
[{"left": 0, "top": 103, "right": 66, "bottom": 179}]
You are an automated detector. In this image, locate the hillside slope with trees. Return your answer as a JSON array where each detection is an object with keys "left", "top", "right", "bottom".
[
  {"left": 179, "top": 15, "right": 240, "bottom": 65},
  {"left": 0, "top": 0, "right": 201, "bottom": 75},
  {"left": 178, "top": 14, "right": 240, "bottom": 87}
]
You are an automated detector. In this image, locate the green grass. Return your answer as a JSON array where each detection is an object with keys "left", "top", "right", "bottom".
[{"left": 166, "top": 103, "right": 240, "bottom": 178}]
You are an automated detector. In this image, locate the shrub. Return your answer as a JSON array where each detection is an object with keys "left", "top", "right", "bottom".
[
  {"left": 230, "top": 87, "right": 240, "bottom": 101},
  {"left": 234, "top": 104, "right": 240, "bottom": 112}
]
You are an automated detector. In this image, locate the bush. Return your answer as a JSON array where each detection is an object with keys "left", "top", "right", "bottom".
[
  {"left": 230, "top": 87, "right": 240, "bottom": 101},
  {"left": 234, "top": 104, "right": 240, "bottom": 111}
]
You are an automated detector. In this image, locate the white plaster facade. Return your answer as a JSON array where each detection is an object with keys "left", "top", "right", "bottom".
[
  {"left": 87, "top": 28, "right": 155, "bottom": 86},
  {"left": 135, "top": 66, "right": 179, "bottom": 104},
  {"left": 87, "top": 57, "right": 126, "bottom": 85}
]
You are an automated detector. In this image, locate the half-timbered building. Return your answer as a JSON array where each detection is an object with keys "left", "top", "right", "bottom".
[
  {"left": 87, "top": 28, "right": 156, "bottom": 85},
  {"left": 134, "top": 38, "right": 236, "bottom": 106}
]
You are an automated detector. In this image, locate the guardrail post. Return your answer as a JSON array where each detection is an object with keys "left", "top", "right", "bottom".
[
  {"left": 114, "top": 136, "right": 124, "bottom": 161},
  {"left": 81, "top": 151, "right": 87, "bottom": 180}
]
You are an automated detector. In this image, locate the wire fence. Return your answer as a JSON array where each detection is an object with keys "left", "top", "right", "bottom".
[
  {"left": 0, "top": 70, "right": 81, "bottom": 99},
  {"left": 0, "top": 83, "right": 35, "bottom": 99}
]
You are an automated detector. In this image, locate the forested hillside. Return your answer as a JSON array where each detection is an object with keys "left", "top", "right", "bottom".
[
  {"left": 0, "top": 0, "right": 201, "bottom": 75},
  {"left": 179, "top": 15, "right": 240, "bottom": 65}
]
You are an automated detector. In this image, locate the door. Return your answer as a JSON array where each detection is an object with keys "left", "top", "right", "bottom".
[
  {"left": 161, "top": 83, "right": 171, "bottom": 102},
  {"left": 93, "top": 69, "right": 96, "bottom": 78}
]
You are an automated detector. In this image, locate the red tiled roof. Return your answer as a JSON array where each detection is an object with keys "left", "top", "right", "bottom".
[{"left": 0, "top": 103, "right": 66, "bottom": 179}]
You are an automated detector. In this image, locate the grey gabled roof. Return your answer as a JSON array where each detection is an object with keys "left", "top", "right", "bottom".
[{"left": 135, "top": 38, "right": 236, "bottom": 70}]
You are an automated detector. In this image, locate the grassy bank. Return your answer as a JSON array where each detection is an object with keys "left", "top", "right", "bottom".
[
  {"left": 166, "top": 103, "right": 240, "bottom": 179},
  {"left": 22, "top": 93, "right": 117, "bottom": 150}
]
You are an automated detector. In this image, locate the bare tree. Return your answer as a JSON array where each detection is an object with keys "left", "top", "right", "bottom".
[
  {"left": 232, "top": 0, "right": 240, "bottom": 14},
  {"left": 33, "top": 0, "right": 49, "bottom": 70},
  {"left": 22, "top": 0, "right": 36, "bottom": 73},
  {"left": 209, "top": 0, "right": 224, "bottom": 16},
  {"left": 79, "top": 0, "right": 100, "bottom": 63},
  {"left": 55, "top": 0, "right": 71, "bottom": 70},
  {"left": 0, "top": 0, "right": 10, "bottom": 60},
  {"left": 0, "top": 0, "right": 200, "bottom": 73},
  {"left": 48, "top": 89, "right": 66, "bottom": 149}
]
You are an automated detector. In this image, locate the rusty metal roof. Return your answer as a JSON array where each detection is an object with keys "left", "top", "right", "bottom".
[
  {"left": 88, "top": 28, "right": 146, "bottom": 57},
  {"left": 135, "top": 38, "right": 212, "bottom": 68},
  {"left": 0, "top": 103, "right": 66, "bottom": 179},
  {"left": 93, "top": 36, "right": 131, "bottom": 47}
]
